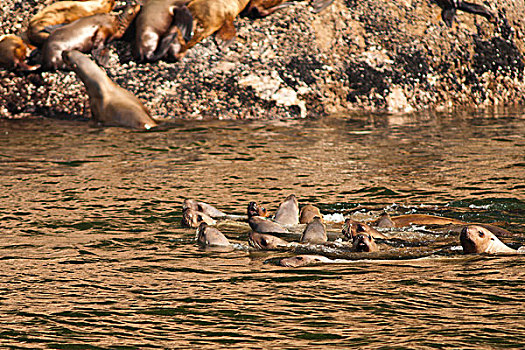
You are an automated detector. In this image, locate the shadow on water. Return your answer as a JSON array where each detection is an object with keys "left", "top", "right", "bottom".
[{"left": 0, "top": 110, "right": 524, "bottom": 348}]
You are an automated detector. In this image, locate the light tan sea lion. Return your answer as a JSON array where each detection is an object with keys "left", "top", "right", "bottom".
[
  {"left": 182, "top": 207, "right": 216, "bottom": 228},
  {"left": 280, "top": 254, "right": 333, "bottom": 267},
  {"left": 352, "top": 234, "right": 378, "bottom": 253},
  {"left": 184, "top": 199, "right": 227, "bottom": 218},
  {"left": 274, "top": 194, "right": 299, "bottom": 226},
  {"left": 196, "top": 222, "right": 230, "bottom": 246},
  {"left": 248, "top": 231, "right": 289, "bottom": 250},
  {"left": 299, "top": 204, "right": 323, "bottom": 224},
  {"left": 133, "top": 0, "right": 193, "bottom": 62},
  {"left": 460, "top": 225, "right": 517, "bottom": 254},
  {"left": 375, "top": 213, "right": 467, "bottom": 228},
  {"left": 300, "top": 216, "right": 327, "bottom": 244},
  {"left": 171, "top": 0, "right": 251, "bottom": 60},
  {"left": 248, "top": 216, "right": 288, "bottom": 234},
  {"left": 342, "top": 218, "right": 386, "bottom": 240},
  {"left": 0, "top": 35, "right": 39, "bottom": 71},
  {"left": 62, "top": 50, "right": 158, "bottom": 129},
  {"left": 247, "top": 201, "right": 269, "bottom": 218},
  {"left": 27, "top": 0, "right": 115, "bottom": 46},
  {"left": 43, "top": 4, "right": 141, "bottom": 70}
]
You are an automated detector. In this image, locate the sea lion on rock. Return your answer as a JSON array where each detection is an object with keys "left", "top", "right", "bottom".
[
  {"left": 280, "top": 254, "right": 333, "bottom": 267},
  {"left": 184, "top": 199, "right": 227, "bottom": 218},
  {"left": 134, "top": 0, "right": 193, "bottom": 62},
  {"left": 182, "top": 207, "right": 216, "bottom": 227},
  {"left": 43, "top": 4, "right": 141, "bottom": 70},
  {"left": 27, "top": 0, "right": 116, "bottom": 46},
  {"left": 299, "top": 204, "right": 322, "bottom": 224},
  {"left": 247, "top": 201, "right": 269, "bottom": 218},
  {"left": 434, "top": 0, "right": 496, "bottom": 27},
  {"left": 248, "top": 231, "right": 289, "bottom": 250},
  {"left": 274, "top": 194, "right": 299, "bottom": 226},
  {"left": 196, "top": 222, "right": 230, "bottom": 246},
  {"left": 248, "top": 216, "right": 288, "bottom": 234},
  {"left": 62, "top": 50, "right": 158, "bottom": 129},
  {"left": 244, "top": 0, "right": 332, "bottom": 17},
  {"left": 460, "top": 225, "right": 517, "bottom": 254},
  {"left": 342, "top": 218, "right": 386, "bottom": 240},
  {"left": 300, "top": 216, "right": 327, "bottom": 244},
  {"left": 352, "top": 234, "right": 378, "bottom": 253},
  {"left": 0, "top": 35, "right": 39, "bottom": 71}
]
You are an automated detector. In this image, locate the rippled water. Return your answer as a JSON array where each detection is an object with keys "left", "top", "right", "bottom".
[{"left": 0, "top": 110, "right": 524, "bottom": 349}]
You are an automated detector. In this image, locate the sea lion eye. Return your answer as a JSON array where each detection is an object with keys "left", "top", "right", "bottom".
[
  {"left": 478, "top": 231, "right": 485, "bottom": 238},
  {"left": 368, "top": 235, "right": 372, "bottom": 240},
  {"left": 357, "top": 224, "right": 365, "bottom": 232},
  {"left": 298, "top": 256, "right": 304, "bottom": 261}
]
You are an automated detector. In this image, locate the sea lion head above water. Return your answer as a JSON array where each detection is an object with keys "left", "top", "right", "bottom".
[
  {"left": 342, "top": 218, "right": 386, "bottom": 240},
  {"left": 280, "top": 254, "right": 332, "bottom": 267},
  {"left": 196, "top": 222, "right": 230, "bottom": 246},
  {"left": 300, "top": 216, "right": 327, "bottom": 244},
  {"left": 182, "top": 207, "right": 216, "bottom": 228},
  {"left": 247, "top": 201, "right": 268, "bottom": 218},
  {"left": 460, "top": 225, "right": 517, "bottom": 254},
  {"left": 299, "top": 204, "right": 323, "bottom": 224},
  {"left": 352, "top": 234, "right": 378, "bottom": 253},
  {"left": 248, "top": 216, "right": 288, "bottom": 234},
  {"left": 183, "top": 199, "right": 226, "bottom": 218},
  {"left": 274, "top": 194, "right": 299, "bottom": 225},
  {"left": 248, "top": 231, "right": 289, "bottom": 250}
]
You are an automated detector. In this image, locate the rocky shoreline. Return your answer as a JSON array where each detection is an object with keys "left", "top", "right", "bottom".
[{"left": 1, "top": 0, "right": 525, "bottom": 120}]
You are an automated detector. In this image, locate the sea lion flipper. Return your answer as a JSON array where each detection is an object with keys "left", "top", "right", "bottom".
[
  {"left": 311, "top": 0, "right": 333, "bottom": 13},
  {"left": 93, "top": 47, "right": 110, "bottom": 67},
  {"left": 172, "top": 4, "right": 193, "bottom": 43},
  {"left": 215, "top": 16, "right": 236, "bottom": 48},
  {"left": 457, "top": 1, "right": 496, "bottom": 23},
  {"left": 43, "top": 23, "right": 66, "bottom": 34},
  {"left": 441, "top": 7, "right": 456, "bottom": 27},
  {"left": 151, "top": 5, "right": 193, "bottom": 61}
]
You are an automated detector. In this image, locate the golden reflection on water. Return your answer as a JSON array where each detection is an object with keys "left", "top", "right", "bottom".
[{"left": 0, "top": 111, "right": 523, "bottom": 348}]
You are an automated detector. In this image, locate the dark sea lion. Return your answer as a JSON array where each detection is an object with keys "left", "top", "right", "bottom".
[
  {"left": 62, "top": 50, "right": 158, "bottom": 129},
  {"left": 184, "top": 199, "right": 227, "bottom": 218},
  {"left": 374, "top": 213, "right": 467, "bottom": 228},
  {"left": 299, "top": 204, "right": 323, "bottom": 224},
  {"left": 342, "top": 218, "right": 386, "bottom": 240},
  {"left": 172, "top": 0, "right": 251, "bottom": 60},
  {"left": 248, "top": 216, "right": 289, "bottom": 234},
  {"left": 248, "top": 231, "right": 289, "bottom": 250},
  {"left": 300, "top": 216, "right": 327, "bottom": 244},
  {"left": 43, "top": 4, "right": 141, "bottom": 70},
  {"left": 196, "top": 222, "right": 230, "bottom": 246},
  {"left": 280, "top": 254, "right": 333, "bottom": 267},
  {"left": 133, "top": 0, "right": 193, "bottom": 62},
  {"left": 27, "top": 0, "right": 115, "bottom": 46},
  {"left": 434, "top": 0, "right": 496, "bottom": 27},
  {"left": 460, "top": 225, "right": 517, "bottom": 254},
  {"left": 352, "top": 234, "right": 378, "bottom": 253},
  {"left": 182, "top": 207, "right": 216, "bottom": 228},
  {"left": 274, "top": 194, "right": 299, "bottom": 226},
  {"left": 0, "top": 35, "right": 39, "bottom": 71},
  {"left": 247, "top": 201, "right": 269, "bottom": 218}
]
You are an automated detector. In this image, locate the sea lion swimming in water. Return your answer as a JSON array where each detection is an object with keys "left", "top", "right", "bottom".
[
  {"left": 352, "top": 234, "right": 378, "bottom": 253},
  {"left": 248, "top": 231, "right": 290, "bottom": 250},
  {"left": 248, "top": 216, "right": 289, "bottom": 235},
  {"left": 133, "top": 0, "right": 193, "bottom": 62},
  {"left": 342, "top": 218, "right": 386, "bottom": 240},
  {"left": 182, "top": 207, "right": 216, "bottom": 228},
  {"left": 43, "top": 4, "right": 141, "bottom": 70},
  {"left": 0, "top": 35, "right": 39, "bottom": 71},
  {"left": 280, "top": 254, "right": 333, "bottom": 267},
  {"left": 184, "top": 199, "right": 227, "bottom": 218},
  {"left": 299, "top": 204, "right": 322, "bottom": 224},
  {"left": 27, "top": 0, "right": 116, "bottom": 46},
  {"left": 460, "top": 225, "right": 517, "bottom": 254},
  {"left": 374, "top": 213, "right": 467, "bottom": 228},
  {"left": 300, "top": 216, "right": 327, "bottom": 244},
  {"left": 62, "top": 50, "right": 158, "bottom": 129},
  {"left": 196, "top": 222, "right": 230, "bottom": 246},
  {"left": 274, "top": 194, "right": 299, "bottom": 226},
  {"left": 434, "top": 0, "right": 496, "bottom": 27}
]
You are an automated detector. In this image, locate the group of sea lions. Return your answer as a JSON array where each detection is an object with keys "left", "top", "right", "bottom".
[
  {"left": 1, "top": 0, "right": 498, "bottom": 127},
  {"left": 181, "top": 195, "right": 523, "bottom": 267}
]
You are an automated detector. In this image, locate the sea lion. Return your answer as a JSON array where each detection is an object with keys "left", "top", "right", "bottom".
[
  {"left": 0, "top": 35, "right": 39, "bottom": 71},
  {"left": 434, "top": 0, "right": 496, "bottom": 27},
  {"left": 196, "top": 222, "right": 230, "bottom": 246},
  {"left": 43, "top": 4, "right": 141, "bottom": 70},
  {"left": 460, "top": 225, "right": 517, "bottom": 254},
  {"left": 27, "top": 0, "right": 116, "bottom": 46},
  {"left": 300, "top": 216, "right": 327, "bottom": 244},
  {"left": 248, "top": 231, "right": 289, "bottom": 250},
  {"left": 248, "top": 216, "right": 288, "bottom": 234},
  {"left": 184, "top": 199, "right": 227, "bottom": 218},
  {"left": 247, "top": 201, "right": 269, "bottom": 218},
  {"left": 182, "top": 207, "right": 216, "bottom": 227},
  {"left": 352, "top": 234, "right": 378, "bottom": 253},
  {"left": 374, "top": 213, "right": 467, "bottom": 228},
  {"left": 133, "top": 0, "right": 193, "bottom": 62},
  {"left": 342, "top": 218, "right": 386, "bottom": 240},
  {"left": 62, "top": 50, "right": 158, "bottom": 129},
  {"left": 280, "top": 254, "right": 333, "bottom": 267},
  {"left": 299, "top": 204, "right": 323, "bottom": 224},
  {"left": 171, "top": 0, "right": 251, "bottom": 60},
  {"left": 274, "top": 194, "right": 299, "bottom": 226},
  {"left": 244, "top": 0, "right": 333, "bottom": 17}
]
